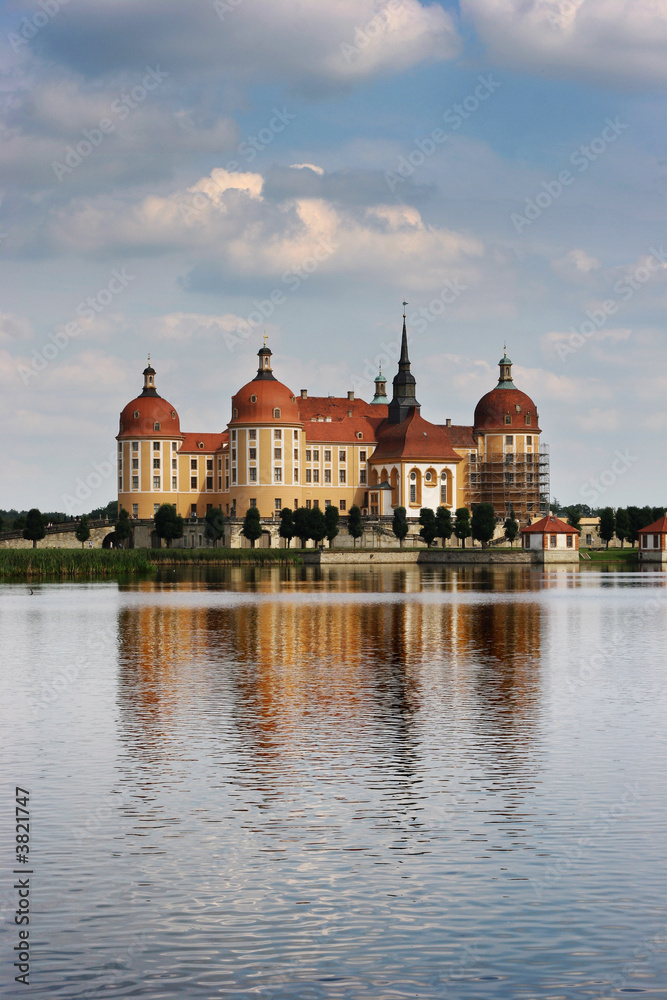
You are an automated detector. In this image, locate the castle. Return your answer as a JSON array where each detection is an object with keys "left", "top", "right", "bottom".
[{"left": 117, "top": 315, "right": 549, "bottom": 524}]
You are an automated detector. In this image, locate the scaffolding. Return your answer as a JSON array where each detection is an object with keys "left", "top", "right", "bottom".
[{"left": 465, "top": 444, "right": 550, "bottom": 523}]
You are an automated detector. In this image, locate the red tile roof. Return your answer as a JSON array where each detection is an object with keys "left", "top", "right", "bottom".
[
  {"left": 179, "top": 432, "right": 227, "bottom": 454},
  {"left": 444, "top": 424, "right": 476, "bottom": 448},
  {"left": 474, "top": 387, "right": 540, "bottom": 432},
  {"left": 638, "top": 515, "right": 667, "bottom": 534},
  {"left": 521, "top": 515, "right": 578, "bottom": 534},
  {"left": 370, "top": 409, "right": 462, "bottom": 463}
]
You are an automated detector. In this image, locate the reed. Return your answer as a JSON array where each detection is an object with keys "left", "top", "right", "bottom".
[{"left": 0, "top": 548, "right": 302, "bottom": 579}]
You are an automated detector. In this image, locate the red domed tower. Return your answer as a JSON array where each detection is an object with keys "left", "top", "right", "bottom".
[
  {"left": 117, "top": 358, "right": 184, "bottom": 520},
  {"left": 470, "top": 352, "right": 548, "bottom": 522}
]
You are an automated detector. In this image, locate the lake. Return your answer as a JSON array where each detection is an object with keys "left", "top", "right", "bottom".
[{"left": 1, "top": 564, "right": 666, "bottom": 998}]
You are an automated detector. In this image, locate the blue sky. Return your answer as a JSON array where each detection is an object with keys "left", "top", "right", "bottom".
[{"left": 1, "top": 0, "right": 665, "bottom": 513}]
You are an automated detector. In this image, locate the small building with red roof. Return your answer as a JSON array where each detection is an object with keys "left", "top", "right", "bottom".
[
  {"left": 520, "top": 514, "right": 579, "bottom": 562},
  {"left": 638, "top": 515, "right": 667, "bottom": 563}
]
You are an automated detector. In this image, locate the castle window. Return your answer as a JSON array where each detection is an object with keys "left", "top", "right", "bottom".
[
  {"left": 294, "top": 430, "right": 298, "bottom": 440},
  {"left": 191, "top": 476, "right": 197, "bottom": 489},
  {"left": 306, "top": 450, "right": 312, "bottom": 462},
  {"left": 132, "top": 441, "right": 138, "bottom": 451},
  {"left": 191, "top": 459, "right": 197, "bottom": 470},
  {"left": 325, "top": 470, "right": 331, "bottom": 483},
  {"left": 294, "top": 449, "right": 298, "bottom": 461},
  {"left": 153, "top": 458, "right": 160, "bottom": 469},
  {"left": 294, "top": 468, "right": 299, "bottom": 482},
  {"left": 313, "top": 449, "right": 319, "bottom": 462},
  {"left": 440, "top": 472, "right": 447, "bottom": 505},
  {"left": 171, "top": 411, "right": 176, "bottom": 419},
  {"left": 273, "top": 408, "right": 281, "bottom": 419},
  {"left": 206, "top": 477, "right": 213, "bottom": 490},
  {"left": 356, "top": 432, "right": 363, "bottom": 439},
  {"left": 505, "top": 454, "right": 514, "bottom": 465},
  {"left": 132, "top": 476, "right": 138, "bottom": 489},
  {"left": 527, "top": 436, "right": 532, "bottom": 445},
  {"left": 172, "top": 477, "right": 177, "bottom": 490},
  {"left": 339, "top": 470, "right": 346, "bottom": 483},
  {"left": 249, "top": 429, "right": 256, "bottom": 440},
  {"left": 339, "top": 450, "right": 346, "bottom": 463},
  {"left": 359, "top": 451, "right": 366, "bottom": 462},
  {"left": 325, "top": 500, "right": 331, "bottom": 508},
  {"left": 153, "top": 441, "right": 160, "bottom": 451},
  {"left": 172, "top": 442, "right": 177, "bottom": 451},
  {"left": 132, "top": 458, "right": 138, "bottom": 470},
  {"left": 340, "top": 500, "right": 346, "bottom": 511},
  {"left": 274, "top": 467, "right": 282, "bottom": 482},
  {"left": 154, "top": 422, "right": 160, "bottom": 431},
  {"left": 249, "top": 468, "right": 257, "bottom": 482},
  {"left": 505, "top": 415, "right": 511, "bottom": 424},
  {"left": 250, "top": 498, "right": 256, "bottom": 508},
  {"left": 275, "top": 498, "right": 282, "bottom": 511},
  {"left": 207, "top": 459, "right": 213, "bottom": 470},
  {"left": 505, "top": 473, "right": 514, "bottom": 485},
  {"left": 324, "top": 450, "right": 331, "bottom": 462},
  {"left": 232, "top": 449, "right": 236, "bottom": 461},
  {"left": 250, "top": 394, "right": 257, "bottom": 403},
  {"left": 505, "top": 435, "right": 513, "bottom": 445},
  {"left": 306, "top": 500, "right": 312, "bottom": 509},
  {"left": 132, "top": 504, "right": 138, "bottom": 516},
  {"left": 313, "top": 469, "right": 319, "bottom": 483},
  {"left": 231, "top": 469, "right": 236, "bottom": 484},
  {"left": 153, "top": 476, "right": 160, "bottom": 489},
  {"left": 525, "top": 414, "right": 531, "bottom": 425},
  {"left": 306, "top": 469, "right": 312, "bottom": 483},
  {"left": 249, "top": 448, "right": 256, "bottom": 460},
  {"left": 550, "top": 535, "right": 557, "bottom": 547},
  {"left": 360, "top": 470, "right": 366, "bottom": 484},
  {"left": 274, "top": 448, "right": 282, "bottom": 460},
  {"left": 274, "top": 428, "right": 281, "bottom": 439},
  {"left": 198, "top": 442, "right": 204, "bottom": 449},
  {"left": 313, "top": 500, "right": 319, "bottom": 509},
  {"left": 567, "top": 535, "right": 573, "bottom": 548},
  {"left": 172, "top": 458, "right": 177, "bottom": 470}
]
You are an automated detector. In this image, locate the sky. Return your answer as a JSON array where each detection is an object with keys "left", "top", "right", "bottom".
[{"left": 1, "top": 0, "right": 665, "bottom": 514}]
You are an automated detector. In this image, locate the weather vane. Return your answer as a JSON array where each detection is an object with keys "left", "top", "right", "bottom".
[
  {"left": 263, "top": 330, "right": 268, "bottom": 346},
  {"left": 147, "top": 352, "right": 150, "bottom": 364},
  {"left": 402, "top": 300, "right": 408, "bottom": 317}
]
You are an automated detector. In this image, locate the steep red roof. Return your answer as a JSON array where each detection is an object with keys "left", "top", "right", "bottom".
[
  {"left": 179, "top": 433, "right": 227, "bottom": 454},
  {"left": 638, "top": 515, "right": 667, "bottom": 534},
  {"left": 444, "top": 424, "right": 476, "bottom": 448},
  {"left": 231, "top": 377, "right": 301, "bottom": 425},
  {"left": 118, "top": 395, "right": 182, "bottom": 439},
  {"left": 370, "top": 409, "right": 462, "bottom": 463},
  {"left": 521, "top": 515, "right": 578, "bottom": 534},
  {"left": 299, "top": 395, "right": 382, "bottom": 420}
]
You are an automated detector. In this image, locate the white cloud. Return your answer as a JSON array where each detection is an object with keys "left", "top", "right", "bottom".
[
  {"left": 574, "top": 408, "right": 620, "bottom": 432},
  {"left": 461, "top": 0, "right": 667, "bottom": 87},
  {"left": 0, "top": 312, "right": 33, "bottom": 343},
  {"left": 290, "top": 163, "right": 325, "bottom": 175},
  {"left": 551, "top": 248, "right": 601, "bottom": 279}
]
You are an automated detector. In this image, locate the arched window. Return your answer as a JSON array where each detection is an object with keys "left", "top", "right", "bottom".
[
  {"left": 233, "top": 408, "right": 238, "bottom": 419},
  {"left": 440, "top": 471, "right": 448, "bottom": 505},
  {"left": 273, "top": 407, "right": 281, "bottom": 419},
  {"left": 154, "top": 422, "right": 160, "bottom": 431}
]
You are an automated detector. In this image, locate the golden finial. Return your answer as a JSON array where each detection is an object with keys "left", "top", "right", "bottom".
[
  {"left": 147, "top": 352, "right": 150, "bottom": 364},
  {"left": 263, "top": 330, "right": 268, "bottom": 347}
]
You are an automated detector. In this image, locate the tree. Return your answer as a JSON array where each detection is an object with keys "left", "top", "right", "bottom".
[
  {"left": 115, "top": 508, "right": 132, "bottom": 549},
  {"left": 392, "top": 506, "right": 409, "bottom": 548},
  {"left": 279, "top": 507, "right": 295, "bottom": 548},
  {"left": 23, "top": 508, "right": 46, "bottom": 549},
  {"left": 155, "top": 504, "right": 185, "bottom": 548},
  {"left": 293, "top": 507, "right": 310, "bottom": 547},
  {"left": 472, "top": 503, "right": 496, "bottom": 548},
  {"left": 566, "top": 506, "right": 581, "bottom": 532},
  {"left": 598, "top": 507, "right": 616, "bottom": 549},
  {"left": 14, "top": 515, "right": 27, "bottom": 532},
  {"left": 241, "top": 506, "right": 262, "bottom": 548},
  {"left": 75, "top": 515, "right": 90, "bottom": 548},
  {"left": 348, "top": 505, "right": 364, "bottom": 548},
  {"left": 419, "top": 507, "right": 438, "bottom": 547},
  {"left": 503, "top": 510, "right": 519, "bottom": 547},
  {"left": 454, "top": 507, "right": 471, "bottom": 548},
  {"left": 204, "top": 508, "right": 226, "bottom": 547},
  {"left": 435, "top": 506, "right": 452, "bottom": 548},
  {"left": 652, "top": 506, "right": 666, "bottom": 523},
  {"left": 324, "top": 505, "right": 340, "bottom": 548},
  {"left": 615, "top": 507, "right": 630, "bottom": 548},
  {"left": 626, "top": 506, "right": 642, "bottom": 546},
  {"left": 308, "top": 507, "right": 327, "bottom": 547}
]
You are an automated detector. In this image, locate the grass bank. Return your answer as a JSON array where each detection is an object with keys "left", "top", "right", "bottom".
[
  {"left": 583, "top": 548, "right": 638, "bottom": 563},
  {"left": 0, "top": 548, "right": 303, "bottom": 580}
]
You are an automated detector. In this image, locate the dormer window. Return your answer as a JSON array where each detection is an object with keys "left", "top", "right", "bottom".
[
  {"left": 505, "top": 414, "right": 512, "bottom": 424},
  {"left": 133, "top": 410, "right": 139, "bottom": 418},
  {"left": 525, "top": 414, "right": 531, "bottom": 425},
  {"left": 233, "top": 408, "right": 238, "bottom": 419},
  {"left": 273, "top": 408, "right": 281, "bottom": 419},
  {"left": 251, "top": 394, "right": 257, "bottom": 403},
  {"left": 154, "top": 422, "right": 160, "bottom": 431}
]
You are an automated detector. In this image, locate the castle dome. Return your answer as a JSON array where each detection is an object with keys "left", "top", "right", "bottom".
[
  {"left": 117, "top": 359, "right": 181, "bottom": 438},
  {"left": 473, "top": 353, "right": 540, "bottom": 431},
  {"left": 230, "top": 344, "right": 301, "bottom": 425}
]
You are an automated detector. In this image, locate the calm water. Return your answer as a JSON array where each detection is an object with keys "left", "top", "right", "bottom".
[{"left": 1, "top": 564, "right": 666, "bottom": 999}]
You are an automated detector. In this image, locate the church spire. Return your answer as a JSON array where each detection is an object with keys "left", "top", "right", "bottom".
[{"left": 388, "top": 303, "right": 420, "bottom": 423}]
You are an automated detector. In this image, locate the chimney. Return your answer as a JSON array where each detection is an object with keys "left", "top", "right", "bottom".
[
  {"left": 300, "top": 389, "right": 307, "bottom": 398},
  {"left": 347, "top": 390, "right": 354, "bottom": 401},
  {"left": 347, "top": 409, "right": 353, "bottom": 417},
  {"left": 446, "top": 418, "right": 451, "bottom": 427}
]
